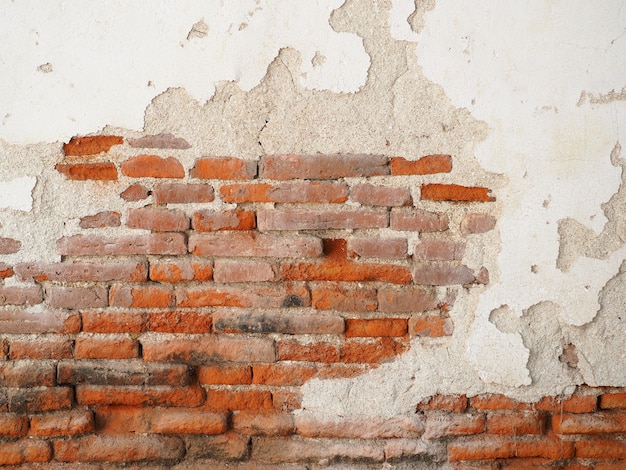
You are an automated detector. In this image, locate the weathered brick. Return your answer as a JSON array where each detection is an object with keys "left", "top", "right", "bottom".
[
  {"left": 221, "top": 181, "right": 348, "bottom": 203},
  {"left": 189, "top": 232, "right": 322, "bottom": 258},
  {"left": 233, "top": 410, "right": 295, "bottom": 436},
  {"left": 448, "top": 434, "right": 574, "bottom": 461},
  {"left": 127, "top": 207, "right": 190, "bottom": 231},
  {"left": 414, "top": 240, "right": 465, "bottom": 260},
  {"left": 345, "top": 318, "right": 408, "bottom": 337},
  {"left": 16, "top": 261, "right": 147, "bottom": 282},
  {"left": 63, "top": 135, "right": 123, "bottom": 156},
  {"left": 46, "top": 286, "right": 107, "bottom": 309},
  {"left": 147, "top": 310, "right": 212, "bottom": 333},
  {"left": 109, "top": 285, "right": 174, "bottom": 308},
  {"left": 82, "top": 311, "right": 146, "bottom": 333},
  {"left": 121, "top": 154, "right": 185, "bottom": 178},
  {"left": 260, "top": 154, "right": 389, "bottom": 180},
  {"left": 600, "top": 392, "right": 626, "bottom": 409},
  {"left": 460, "top": 213, "right": 497, "bottom": 234},
  {"left": 277, "top": 340, "right": 340, "bottom": 363},
  {"left": 311, "top": 283, "right": 377, "bottom": 312},
  {"left": 535, "top": 394, "right": 597, "bottom": 413},
  {"left": 55, "top": 162, "right": 118, "bottom": 180},
  {"left": 0, "top": 413, "right": 29, "bottom": 436},
  {"left": 191, "top": 157, "right": 257, "bottom": 180},
  {"left": 487, "top": 411, "right": 546, "bottom": 435},
  {"left": 390, "top": 209, "right": 449, "bottom": 232},
  {"left": 213, "top": 259, "right": 275, "bottom": 283},
  {"left": 390, "top": 154, "right": 452, "bottom": 175},
  {"left": 58, "top": 233, "right": 186, "bottom": 255},
  {"left": 295, "top": 415, "right": 424, "bottom": 439},
  {"left": 120, "top": 183, "right": 150, "bottom": 201},
  {"left": 213, "top": 310, "right": 342, "bottom": 335},
  {"left": 204, "top": 389, "right": 273, "bottom": 411},
  {"left": 150, "top": 409, "right": 228, "bottom": 434},
  {"left": 149, "top": 259, "right": 213, "bottom": 282},
  {"left": 340, "top": 337, "right": 407, "bottom": 363},
  {"left": 252, "top": 364, "right": 318, "bottom": 386},
  {"left": 421, "top": 183, "right": 495, "bottom": 202},
  {"left": 377, "top": 286, "right": 438, "bottom": 312},
  {"left": 153, "top": 182, "right": 214, "bottom": 203},
  {"left": 257, "top": 208, "right": 388, "bottom": 231},
  {"left": 410, "top": 314, "right": 454, "bottom": 337},
  {"left": 74, "top": 335, "right": 139, "bottom": 359},
  {"left": 198, "top": 365, "right": 252, "bottom": 385},
  {"left": 423, "top": 412, "right": 486, "bottom": 439},
  {"left": 79, "top": 211, "right": 121, "bottom": 228},
  {"left": 552, "top": 410, "right": 626, "bottom": 434},
  {"left": 413, "top": 263, "right": 476, "bottom": 285},
  {"left": 0, "top": 263, "right": 13, "bottom": 278},
  {"left": 9, "top": 337, "right": 73, "bottom": 359},
  {"left": 53, "top": 434, "right": 184, "bottom": 462},
  {"left": 469, "top": 394, "right": 533, "bottom": 411},
  {"left": 76, "top": 385, "right": 205, "bottom": 407},
  {"left": 384, "top": 438, "right": 446, "bottom": 462},
  {"left": 176, "top": 284, "right": 310, "bottom": 309},
  {"left": 0, "top": 237, "right": 21, "bottom": 254},
  {"left": 128, "top": 133, "right": 191, "bottom": 149},
  {"left": 141, "top": 335, "right": 275, "bottom": 364},
  {"left": 0, "top": 361, "right": 56, "bottom": 387},
  {"left": 184, "top": 433, "right": 251, "bottom": 460},
  {"left": 417, "top": 394, "right": 468, "bottom": 413},
  {"left": 0, "top": 439, "right": 51, "bottom": 465},
  {"left": 350, "top": 183, "right": 412, "bottom": 207},
  {"left": 575, "top": 438, "right": 626, "bottom": 458},
  {"left": 192, "top": 209, "right": 255, "bottom": 231},
  {"left": 7, "top": 387, "right": 73, "bottom": 413},
  {"left": 29, "top": 410, "right": 94, "bottom": 437},
  {"left": 347, "top": 237, "right": 408, "bottom": 259},
  {"left": 58, "top": 360, "right": 189, "bottom": 386},
  {"left": 0, "top": 286, "right": 42, "bottom": 306},
  {"left": 0, "top": 310, "right": 79, "bottom": 334},
  {"left": 272, "top": 389, "right": 303, "bottom": 412}
]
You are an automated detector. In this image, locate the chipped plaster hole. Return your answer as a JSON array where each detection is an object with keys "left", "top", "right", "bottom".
[
  {"left": 311, "top": 51, "right": 326, "bottom": 67},
  {"left": 37, "top": 63, "right": 53, "bottom": 73},
  {"left": 187, "top": 19, "right": 208, "bottom": 40},
  {"left": 531, "top": 265, "right": 538, "bottom": 273}
]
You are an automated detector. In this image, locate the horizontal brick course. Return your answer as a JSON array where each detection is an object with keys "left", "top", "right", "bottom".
[{"left": 260, "top": 154, "right": 388, "bottom": 180}]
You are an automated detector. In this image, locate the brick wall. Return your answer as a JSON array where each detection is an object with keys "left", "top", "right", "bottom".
[{"left": 0, "top": 133, "right": 624, "bottom": 467}]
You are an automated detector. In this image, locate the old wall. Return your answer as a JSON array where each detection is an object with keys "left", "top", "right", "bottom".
[{"left": 0, "top": 0, "right": 625, "bottom": 467}]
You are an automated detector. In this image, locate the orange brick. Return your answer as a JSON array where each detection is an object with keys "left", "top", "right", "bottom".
[
  {"left": 191, "top": 157, "right": 257, "bottom": 180},
  {"left": 421, "top": 183, "right": 495, "bottom": 202},
  {"left": 417, "top": 394, "right": 468, "bottom": 413},
  {"left": 150, "top": 409, "right": 227, "bottom": 434},
  {"left": 311, "top": 283, "right": 377, "bottom": 312},
  {"left": 233, "top": 410, "right": 295, "bottom": 436},
  {"left": 0, "top": 439, "right": 51, "bottom": 465},
  {"left": 272, "top": 389, "right": 302, "bottom": 411},
  {"left": 76, "top": 385, "right": 205, "bottom": 407},
  {"left": 192, "top": 209, "right": 255, "bottom": 231},
  {"left": 448, "top": 435, "right": 574, "bottom": 461},
  {"left": 9, "top": 336, "right": 73, "bottom": 359},
  {"left": 252, "top": 364, "right": 318, "bottom": 386},
  {"left": 29, "top": 410, "right": 94, "bottom": 437},
  {"left": 470, "top": 394, "right": 533, "bottom": 411},
  {"left": 277, "top": 340, "right": 340, "bottom": 363},
  {"left": 0, "top": 263, "right": 13, "bottom": 278},
  {"left": 600, "top": 392, "right": 626, "bottom": 409},
  {"left": 410, "top": 315, "right": 454, "bottom": 337},
  {"left": 221, "top": 181, "right": 348, "bottom": 203},
  {"left": 176, "top": 283, "right": 310, "bottom": 309},
  {"left": 63, "top": 135, "right": 123, "bottom": 156},
  {"left": 552, "top": 410, "right": 626, "bottom": 434},
  {"left": 149, "top": 259, "right": 213, "bottom": 282},
  {"left": 147, "top": 310, "right": 212, "bottom": 333},
  {"left": 535, "top": 394, "right": 597, "bottom": 413},
  {"left": 340, "top": 337, "right": 408, "bottom": 363},
  {"left": 109, "top": 285, "right": 174, "bottom": 308},
  {"left": 390, "top": 154, "right": 452, "bottom": 175},
  {"left": 575, "top": 438, "right": 626, "bottom": 458},
  {"left": 345, "top": 318, "right": 408, "bottom": 337},
  {"left": 204, "top": 389, "right": 273, "bottom": 411},
  {"left": 486, "top": 411, "right": 546, "bottom": 435},
  {"left": 55, "top": 162, "right": 118, "bottom": 180},
  {"left": 0, "top": 413, "right": 29, "bottom": 436},
  {"left": 81, "top": 311, "right": 146, "bottom": 333},
  {"left": 198, "top": 365, "right": 252, "bottom": 385},
  {"left": 74, "top": 335, "right": 138, "bottom": 359},
  {"left": 121, "top": 154, "right": 185, "bottom": 178},
  {"left": 7, "top": 387, "right": 73, "bottom": 413}
]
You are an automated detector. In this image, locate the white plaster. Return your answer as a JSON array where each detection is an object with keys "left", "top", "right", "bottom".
[
  {"left": 0, "top": 0, "right": 368, "bottom": 144},
  {"left": 0, "top": 176, "right": 36, "bottom": 211}
]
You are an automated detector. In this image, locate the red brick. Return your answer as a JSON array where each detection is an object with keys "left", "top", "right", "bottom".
[
  {"left": 410, "top": 314, "right": 454, "bottom": 337},
  {"left": 417, "top": 394, "right": 468, "bottom": 413},
  {"left": 345, "top": 319, "right": 408, "bottom": 337},
  {"left": 575, "top": 438, "right": 626, "bottom": 458},
  {"left": 204, "top": 389, "right": 273, "bottom": 411},
  {"left": 121, "top": 154, "right": 185, "bottom": 178},
  {"left": 120, "top": 183, "right": 150, "bottom": 201},
  {"left": 233, "top": 410, "right": 294, "bottom": 436},
  {"left": 192, "top": 209, "right": 255, "bottom": 231},
  {"left": 595, "top": 463, "right": 626, "bottom": 470},
  {"left": 0, "top": 413, "right": 29, "bottom": 436},
  {"left": 277, "top": 340, "right": 340, "bottom": 362},
  {"left": 448, "top": 435, "right": 574, "bottom": 461},
  {"left": 79, "top": 211, "right": 121, "bottom": 228},
  {"left": 257, "top": 208, "right": 388, "bottom": 231},
  {"left": 191, "top": 157, "right": 257, "bottom": 180},
  {"left": 0, "top": 439, "right": 51, "bottom": 465},
  {"left": 76, "top": 385, "right": 205, "bottom": 407},
  {"left": 74, "top": 335, "right": 139, "bottom": 359},
  {"left": 0, "top": 361, "right": 56, "bottom": 387},
  {"left": 58, "top": 233, "right": 186, "bottom": 255},
  {"left": 149, "top": 259, "right": 213, "bottom": 282},
  {"left": 0, "top": 286, "right": 42, "bottom": 306},
  {"left": 29, "top": 410, "right": 94, "bottom": 437},
  {"left": 189, "top": 231, "right": 322, "bottom": 258},
  {"left": 350, "top": 183, "right": 412, "bottom": 207},
  {"left": 63, "top": 135, "right": 123, "bottom": 156},
  {"left": 58, "top": 360, "right": 189, "bottom": 386},
  {"left": 153, "top": 182, "right": 214, "bottom": 203},
  {"left": 552, "top": 411, "right": 626, "bottom": 434},
  {"left": 0, "top": 310, "right": 79, "bottom": 334},
  {"left": 150, "top": 409, "right": 227, "bottom": 434},
  {"left": 347, "top": 237, "right": 408, "bottom": 259},
  {"left": 390, "top": 209, "right": 449, "bottom": 232},
  {"left": 198, "top": 365, "right": 252, "bottom": 385},
  {"left": 184, "top": 432, "right": 251, "bottom": 460},
  {"left": 213, "top": 259, "right": 275, "bottom": 283},
  {"left": 487, "top": 411, "right": 546, "bottom": 435},
  {"left": 414, "top": 240, "right": 465, "bottom": 260},
  {"left": 127, "top": 207, "right": 189, "bottom": 231},
  {"left": 253, "top": 364, "right": 318, "bottom": 386},
  {"left": 316, "top": 363, "right": 371, "bottom": 381},
  {"left": 461, "top": 213, "right": 497, "bottom": 234},
  {"left": 9, "top": 336, "right": 73, "bottom": 359},
  {"left": 147, "top": 310, "right": 212, "bottom": 333},
  {"left": 260, "top": 154, "right": 389, "bottom": 180},
  {"left": 421, "top": 183, "right": 495, "bottom": 202},
  {"left": 340, "top": 337, "right": 408, "bottom": 363},
  {"left": 390, "top": 154, "right": 452, "bottom": 175},
  {"left": 128, "top": 133, "right": 191, "bottom": 149},
  {"left": 0, "top": 238, "right": 21, "bottom": 254},
  {"left": 273, "top": 389, "right": 302, "bottom": 411},
  {"left": 46, "top": 286, "right": 107, "bottom": 309},
  {"left": 53, "top": 434, "right": 184, "bottom": 462},
  {"left": 7, "top": 387, "right": 73, "bottom": 413},
  {"left": 213, "top": 310, "right": 342, "bottom": 335},
  {"left": 413, "top": 263, "right": 476, "bottom": 285},
  {"left": 470, "top": 394, "right": 533, "bottom": 411},
  {"left": 282, "top": 259, "right": 411, "bottom": 284},
  {"left": 600, "top": 392, "right": 626, "bottom": 409},
  {"left": 535, "top": 394, "right": 597, "bottom": 413},
  {"left": 311, "top": 283, "right": 377, "bottom": 312},
  {"left": 377, "top": 286, "right": 438, "bottom": 312},
  {"left": 82, "top": 311, "right": 146, "bottom": 333},
  {"left": 176, "top": 284, "right": 310, "bottom": 309},
  {"left": 141, "top": 335, "right": 275, "bottom": 363},
  {"left": 221, "top": 181, "right": 348, "bottom": 203},
  {"left": 295, "top": 415, "right": 424, "bottom": 439},
  {"left": 55, "top": 162, "right": 118, "bottom": 180},
  {"left": 0, "top": 263, "right": 13, "bottom": 278},
  {"left": 109, "top": 285, "right": 174, "bottom": 308},
  {"left": 17, "top": 261, "right": 147, "bottom": 282}
]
